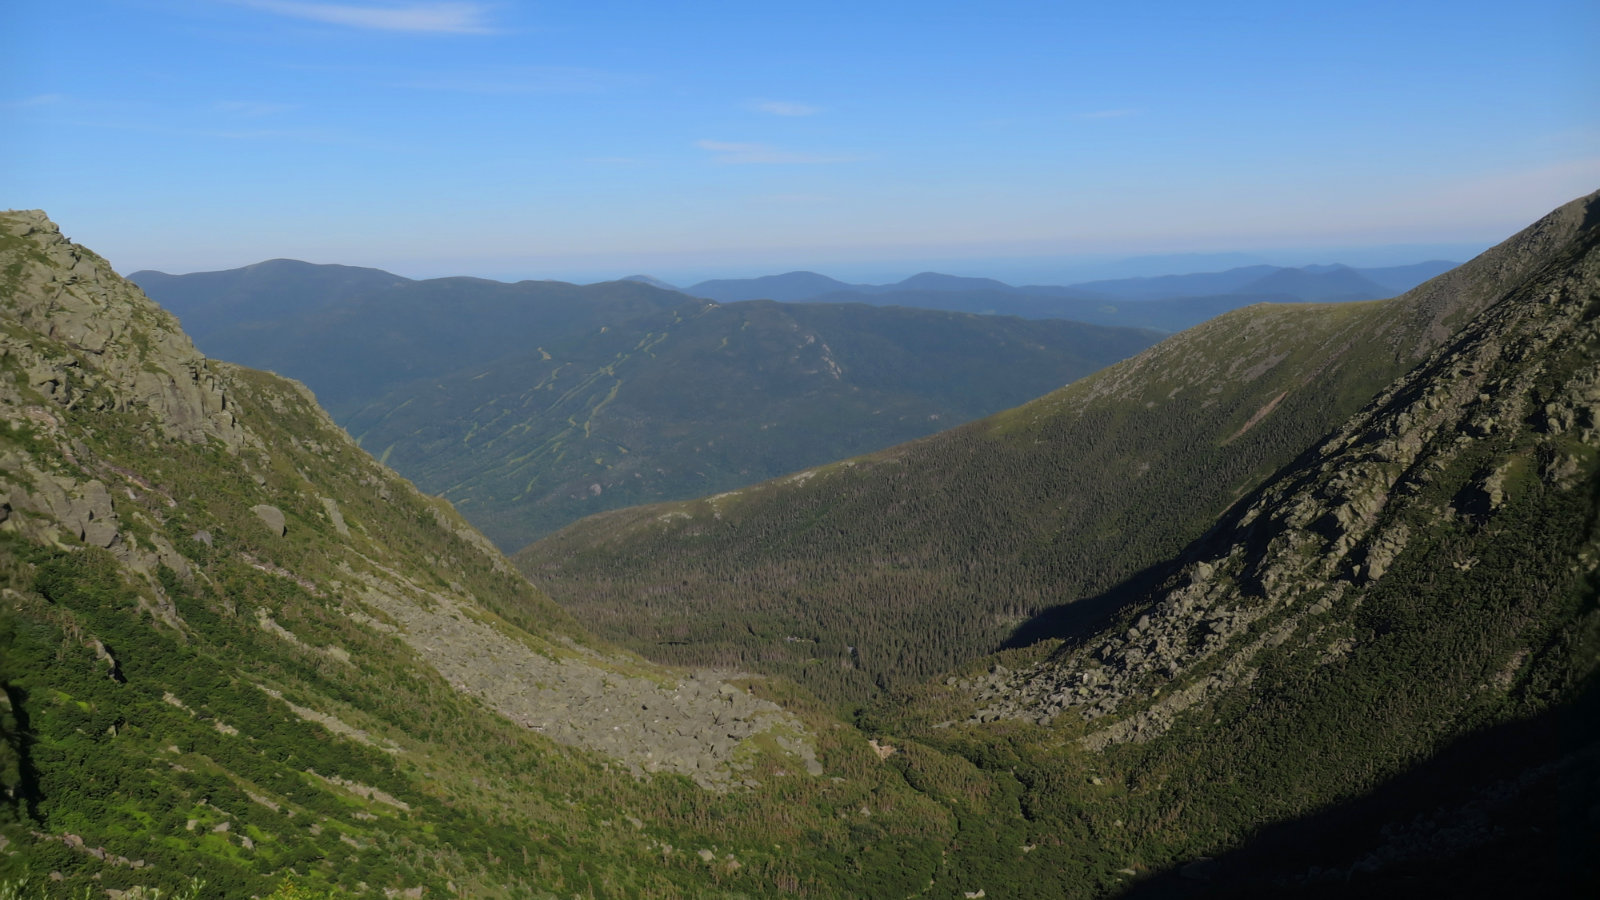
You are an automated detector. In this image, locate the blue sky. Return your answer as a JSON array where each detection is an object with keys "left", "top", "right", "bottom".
[{"left": 3, "top": 0, "right": 1596, "bottom": 284}]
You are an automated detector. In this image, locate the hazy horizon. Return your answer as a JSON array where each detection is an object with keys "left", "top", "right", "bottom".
[
  {"left": 4, "top": 1, "right": 1594, "bottom": 282},
  {"left": 115, "top": 240, "right": 1491, "bottom": 289}
]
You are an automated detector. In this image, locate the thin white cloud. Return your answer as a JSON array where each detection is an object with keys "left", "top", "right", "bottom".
[
  {"left": 1078, "top": 108, "right": 1139, "bottom": 119},
  {"left": 696, "top": 140, "right": 859, "bottom": 165},
  {"left": 751, "top": 100, "right": 821, "bottom": 117},
  {"left": 230, "top": 0, "right": 496, "bottom": 34}
]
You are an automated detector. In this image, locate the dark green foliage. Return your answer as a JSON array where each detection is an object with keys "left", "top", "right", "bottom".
[
  {"left": 346, "top": 298, "right": 1157, "bottom": 548},
  {"left": 519, "top": 298, "right": 1434, "bottom": 706},
  {"left": 519, "top": 192, "right": 1594, "bottom": 710}
]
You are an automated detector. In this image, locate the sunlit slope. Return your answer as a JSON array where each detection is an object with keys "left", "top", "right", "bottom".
[
  {"left": 519, "top": 192, "right": 1599, "bottom": 707},
  {"left": 344, "top": 299, "right": 1159, "bottom": 548},
  {"left": 0, "top": 211, "right": 976, "bottom": 898}
]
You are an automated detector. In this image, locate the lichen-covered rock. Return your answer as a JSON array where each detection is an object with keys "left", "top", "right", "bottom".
[
  {"left": 251, "top": 503, "right": 287, "bottom": 536},
  {"left": 321, "top": 495, "right": 350, "bottom": 536},
  {"left": 0, "top": 211, "right": 247, "bottom": 451}
]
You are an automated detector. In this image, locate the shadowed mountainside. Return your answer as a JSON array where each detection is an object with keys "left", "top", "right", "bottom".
[{"left": 518, "top": 194, "right": 1595, "bottom": 708}]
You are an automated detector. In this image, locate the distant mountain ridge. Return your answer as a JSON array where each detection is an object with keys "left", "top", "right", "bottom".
[
  {"left": 679, "top": 260, "right": 1458, "bottom": 331},
  {"left": 130, "top": 264, "right": 693, "bottom": 416},
  {"left": 343, "top": 300, "right": 1157, "bottom": 548},
  {"left": 132, "top": 262, "right": 1160, "bottom": 547},
  {"left": 127, "top": 258, "right": 409, "bottom": 339},
  {"left": 681, "top": 260, "right": 1455, "bottom": 302}
]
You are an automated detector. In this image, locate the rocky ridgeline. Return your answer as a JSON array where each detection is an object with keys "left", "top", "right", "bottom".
[
  {"left": 970, "top": 192, "right": 1600, "bottom": 746},
  {"left": 1, "top": 211, "right": 246, "bottom": 624},
  {"left": 0, "top": 209, "right": 819, "bottom": 791},
  {"left": 1026, "top": 187, "right": 1598, "bottom": 431},
  {"left": 0, "top": 211, "right": 246, "bottom": 450}
]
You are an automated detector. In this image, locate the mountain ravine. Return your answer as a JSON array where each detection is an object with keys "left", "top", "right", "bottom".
[{"left": 3, "top": 193, "right": 1597, "bottom": 897}]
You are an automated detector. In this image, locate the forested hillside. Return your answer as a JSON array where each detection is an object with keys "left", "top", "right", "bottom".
[
  {"left": 877, "top": 186, "right": 1600, "bottom": 895},
  {"left": 343, "top": 299, "right": 1157, "bottom": 548},
  {"left": 129, "top": 263, "right": 692, "bottom": 417},
  {"left": 135, "top": 262, "right": 1159, "bottom": 547},
  {"left": 520, "top": 193, "right": 1597, "bottom": 708}
]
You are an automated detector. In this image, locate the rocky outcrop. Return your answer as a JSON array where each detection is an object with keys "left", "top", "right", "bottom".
[
  {"left": 320, "top": 496, "right": 349, "bottom": 536},
  {"left": 970, "top": 190, "right": 1600, "bottom": 746},
  {"left": 1, "top": 211, "right": 247, "bottom": 451},
  {"left": 250, "top": 504, "right": 286, "bottom": 536}
]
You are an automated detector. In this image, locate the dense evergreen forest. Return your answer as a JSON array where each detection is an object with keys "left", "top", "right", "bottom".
[{"left": 519, "top": 219, "right": 1557, "bottom": 707}]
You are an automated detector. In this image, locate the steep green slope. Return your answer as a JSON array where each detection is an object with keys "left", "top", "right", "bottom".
[
  {"left": 519, "top": 192, "right": 1599, "bottom": 708},
  {"left": 0, "top": 211, "right": 1003, "bottom": 898},
  {"left": 894, "top": 188, "right": 1600, "bottom": 894},
  {"left": 343, "top": 299, "right": 1158, "bottom": 548}
]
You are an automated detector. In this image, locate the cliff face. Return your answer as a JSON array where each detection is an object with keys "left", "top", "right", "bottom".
[{"left": 1, "top": 211, "right": 245, "bottom": 451}]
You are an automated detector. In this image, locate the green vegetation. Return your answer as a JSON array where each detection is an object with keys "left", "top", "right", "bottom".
[
  {"left": 3, "top": 215, "right": 969, "bottom": 895},
  {"left": 517, "top": 192, "right": 1596, "bottom": 710},
  {"left": 344, "top": 299, "right": 1157, "bottom": 548},
  {"left": 516, "top": 299, "right": 1433, "bottom": 706},
  {"left": 4, "top": 193, "right": 1596, "bottom": 898}
]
